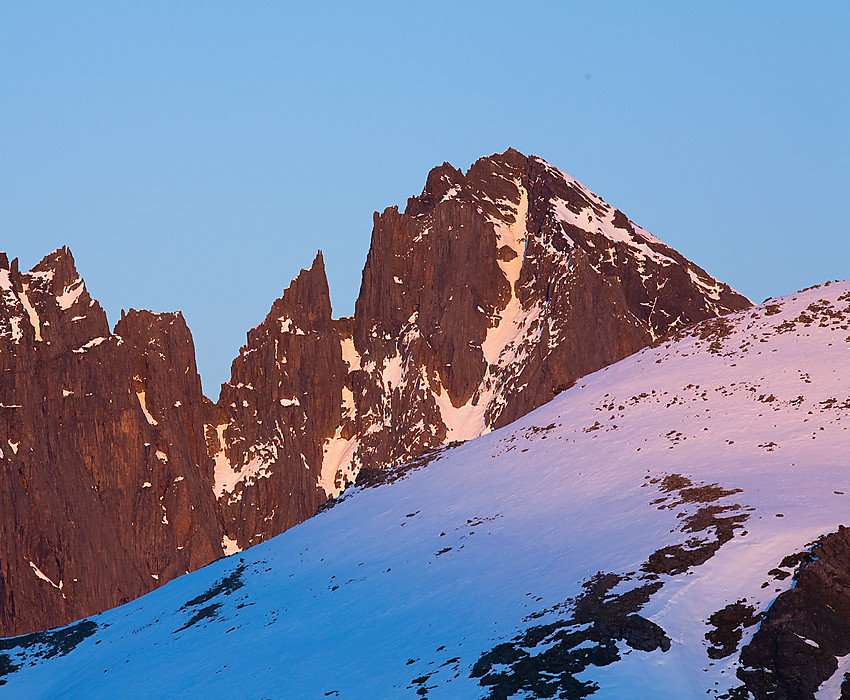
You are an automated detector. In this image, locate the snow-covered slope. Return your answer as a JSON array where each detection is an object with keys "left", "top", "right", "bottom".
[{"left": 2, "top": 281, "right": 848, "bottom": 698}]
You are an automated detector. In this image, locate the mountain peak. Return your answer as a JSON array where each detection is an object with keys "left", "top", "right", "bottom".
[
  {"left": 30, "top": 245, "right": 80, "bottom": 288},
  {"left": 0, "top": 151, "right": 753, "bottom": 639},
  {"left": 266, "top": 249, "right": 333, "bottom": 327}
]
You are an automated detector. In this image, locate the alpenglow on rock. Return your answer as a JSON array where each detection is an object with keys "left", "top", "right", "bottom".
[
  {"left": 0, "top": 249, "right": 223, "bottom": 637},
  {"left": 1, "top": 149, "right": 750, "bottom": 636},
  {"left": 208, "top": 149, "right": 751, "bottom": 550}
]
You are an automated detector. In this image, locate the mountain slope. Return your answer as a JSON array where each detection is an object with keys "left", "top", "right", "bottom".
[
  {"left": 210, "top": 148, "right": 751, "bottom": 551},
  {"left": 2, "top": 280, "right": 847, "bottom": 698},
  {"left": 0, "top": 149, "right": 750, "bottom": 637}
]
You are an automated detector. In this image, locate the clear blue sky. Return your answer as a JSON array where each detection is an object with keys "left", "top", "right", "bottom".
[{"left": 2, "top": 2, "right": 848, "bottom": 395}]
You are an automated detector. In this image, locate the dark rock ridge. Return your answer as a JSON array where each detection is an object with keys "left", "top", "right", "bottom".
[
  {"left": 468, "top": 472, "right": 749, "bottom": 699},
  {"left": 1, "top": 150, "right": 750, "bottom": 635},
  {"left": 730, "top": 526, "right": 850, "bottom": 699}
]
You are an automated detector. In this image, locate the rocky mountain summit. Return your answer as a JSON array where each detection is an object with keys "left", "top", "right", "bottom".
[
  {"left": 0, "top": 149, "right": 749, "bottom": 636},
  {"left": 211, "top": 149, "right": 750, "bottom": 550}
]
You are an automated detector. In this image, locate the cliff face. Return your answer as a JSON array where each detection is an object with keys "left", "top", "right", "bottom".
[
  {"left": 210, "top": 149, "right": 751, "bottom": 548},
  {"left": 0, "top": 249, "right": 222, "bottom": 637},
  {"left": 1, "top": 150, "right": 751, "bottom": 637},
  {"left": 209, "top": 253, "right": 347, "bottom": 551}
]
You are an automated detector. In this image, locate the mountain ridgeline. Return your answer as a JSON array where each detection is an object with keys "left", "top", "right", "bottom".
[{"left": 0, "top": 149, "right": 750, "bottom": 636}]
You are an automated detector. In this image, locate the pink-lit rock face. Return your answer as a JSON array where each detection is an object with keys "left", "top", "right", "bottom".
[
  {"left": 218, "top": 149, "right": 748, "bottom": 513},
  {"left": 0, "top": 150, "right": 750, "bottom": 636},
  {"left": 0, "top": 248, "right": 222, "bottom": 637}
]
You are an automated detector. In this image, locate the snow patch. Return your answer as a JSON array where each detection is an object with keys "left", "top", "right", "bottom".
[
  {"left": 19, "top": 283, "right": 42, "bottom": 341},
  {"left": 29, "top": 561, "right": 63, "bottom": 595},
  {"left": 72, "top": 336, "right": 107, "bottom": 353},
  {"left": 214, "top": 425, "right": 275, "bottom": 499},
  {"left": 8, "top": 316, "right": 23, "bottom": 343},
  {"left": 440, "top": 186, "right": 459, "bottom": 202},
  {"left": 382, "top": 353, "right": 403, "bottom": 390},
  {"left": 320, "top": 434, "right": 359, "bottom": 497},
  {"left": 433, "top": 385, "right": 488, "bottom": 442},
  {"left": 687, "top": 267, "right": 723, "bottom": 302},
  {"left": 136, "top": 391, "right": 158, "bottom": 426},
  {"left": 413, "top": 225, "right": 431, "bottom": 243},
  {"left": 0, "top": 271, "right": 24, "bottom": 343},
  {"left": 279, "top": 318, "right": 305, "bottom": 335},
  {"left": 340, "top": 336, "right": 361, "bottom": 371},
  {"left": 489, "top": 179, "right": 529, "bottom": 288},
  {"left": 212, "top": 424, "right": 232, "bottom": 497},
  {"left": 56, "top": 277, "right": 85, "bottom": 310},
  {"left": 221, "top": 536, "right": 241, "bottom": 556},
  {"left": 816, "top": 652, "right": 850, "bottom": 699}
]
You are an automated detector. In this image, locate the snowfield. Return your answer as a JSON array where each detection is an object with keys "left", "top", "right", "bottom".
[{"left": 2, "top": 281, "right": 849, "bottom": 699}]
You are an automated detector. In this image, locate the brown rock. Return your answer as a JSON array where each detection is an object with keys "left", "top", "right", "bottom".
[
  {"left": 0, "top": 249, "right": 222, "bottom": 637},
  {"left": 211, "top": 252, "right": 346, "bottom": 550},
  {"left": 213, "top": 149, "right": 751, "bottom": 552},
  {"left": 2, "top": 150, "right": 753, "bottom": 635}
]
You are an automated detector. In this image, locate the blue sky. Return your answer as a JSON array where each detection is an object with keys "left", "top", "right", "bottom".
[{"left": 2, "top": 2, "right": 848, "bottom": 394}]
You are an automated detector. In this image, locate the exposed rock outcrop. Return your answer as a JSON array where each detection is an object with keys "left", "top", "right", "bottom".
[
  {"left": 735, "top": 527, "right": 850, "bottom": 698},
  {"left": 209, "top": 253, "right": 347, "bottom": 550},
  {"left": 208, "top": 149, "right": 751, "bottom": 548},
  {"left": 0, "top": 249, "right": 222, "bottom": 637}
]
